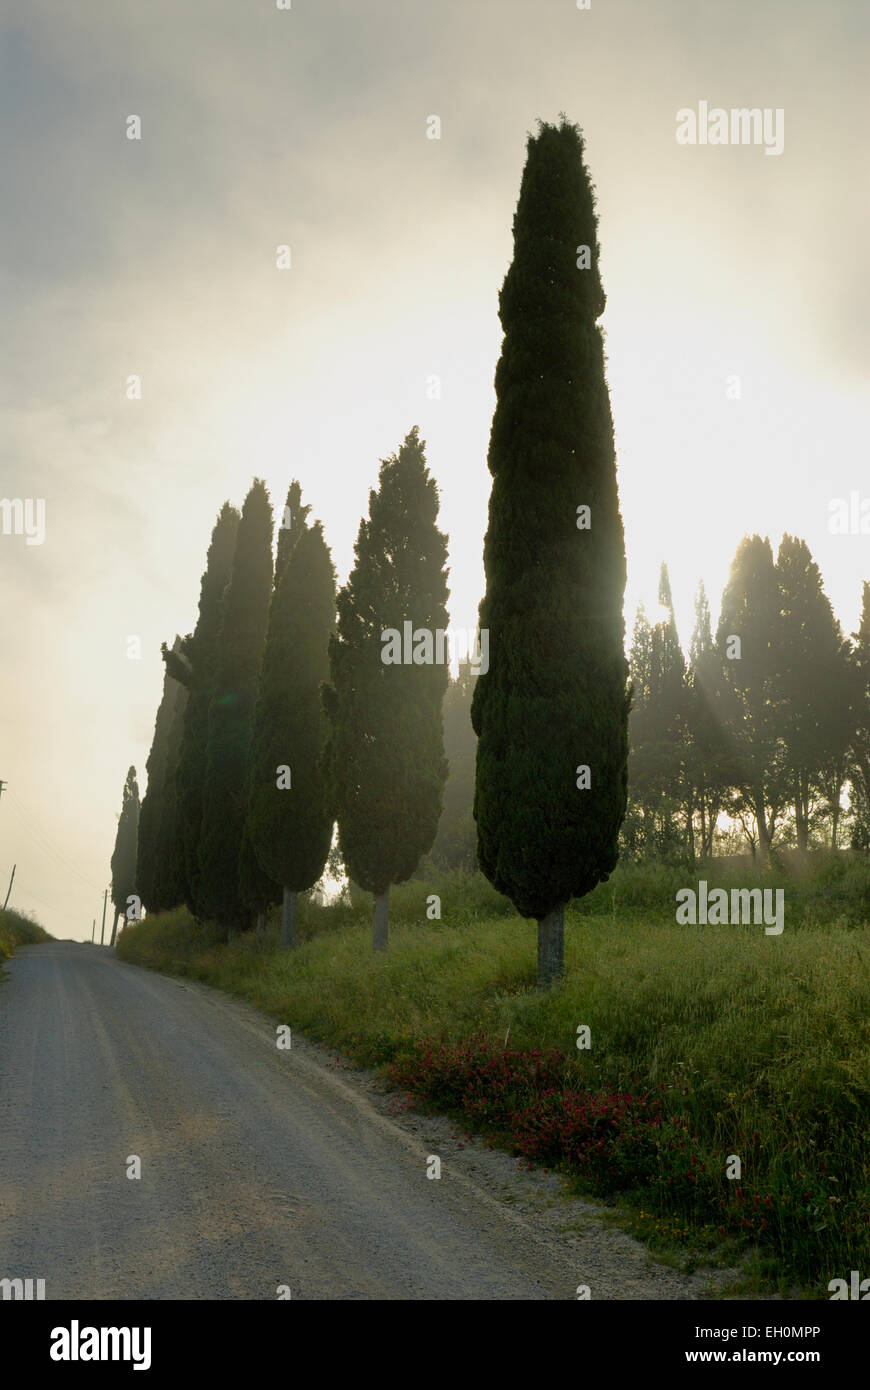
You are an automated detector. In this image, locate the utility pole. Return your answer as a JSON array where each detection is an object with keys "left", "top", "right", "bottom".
[
  {"left": 1, "top": 783, "right": 11, "bottom": 911},
  {"left": 100, "top": 887, "right": 108, "bottom": 945},
  {"left": 91, "top": 918, "right": 95, "bottom": 942}
]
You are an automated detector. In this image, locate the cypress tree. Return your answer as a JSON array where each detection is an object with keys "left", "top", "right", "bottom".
[
  {"left": 471, "top": 118, "right": 629, "bottom": 987},
  {"left": 247, "top": 493, "right": 337, "bottom": 947},
  {"left": 776, "top": 535, "right": 852, "bottom": 851},
  {"left": 137, "top": 637, "right": 186, "bottom": 913},
  {"left": 715, "top": 534, "right": 785, "bottom": 860},
  {"left": 162, "top": 503, "right": 239, "bottom": 917},
  {"left": 323, "top": 427, "right": 449, "bottom": 951},
  {"left": 150, "top": 677, "right": 189, "bottom": 911},
  {"left": 238, "top": 821, "right": 281, "bottom": 935},
  {"left": 198, "top": 480, "right": 274, "bottom": 933},
  {"left": 110, "top": 766, "right": 139, "bottom": 945},
  {"left": 235, "top": 480, "right": 308, "bottom": 936},
  {"left": 685, "top": 581, "right": 735, "bottom": 858}
]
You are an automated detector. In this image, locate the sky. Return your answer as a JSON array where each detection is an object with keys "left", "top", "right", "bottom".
[{"left": 2, "top": 0, "right": 867, "bottom": 940}]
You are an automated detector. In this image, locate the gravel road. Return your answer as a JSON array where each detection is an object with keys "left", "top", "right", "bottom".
[{"left": 0, "top": 941, "right": 728, "bottom": 1300}]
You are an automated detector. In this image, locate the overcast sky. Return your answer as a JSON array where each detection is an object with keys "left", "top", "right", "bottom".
[{"left": 2, "top": 0, "right": 867, "bottom": 939}]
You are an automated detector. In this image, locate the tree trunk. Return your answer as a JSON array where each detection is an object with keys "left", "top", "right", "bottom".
[
  {"left": 685, "top": 788, "right": 695, "bottom": 864},
  {"left": 109, "top": 910, "right": 121, "bottom": 948},
  {"left": 754, "top": 793, "right": 770, "bottom": 865},
  {"left": 794, "top": 774, "right": 809, "bottom": 854},
  {"left": 537, "top": 905, "right": 565, "bottom": 989},
  {"left": 373, "top": 888, "right": 389, "bottom": 953},
  {"left": 281, "top": 886, "right": 297, "bottom": 949},
  {"left": 256, "top": 912, "right": 264, "bottom": 938}
]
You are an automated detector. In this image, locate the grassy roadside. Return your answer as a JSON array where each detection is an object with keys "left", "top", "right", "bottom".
[
  {"left": 117, "top": 861, "right": 870, "bottom": 1296},
  {"left": 0, "top": 907, "right": 52, "bottom": 967}
]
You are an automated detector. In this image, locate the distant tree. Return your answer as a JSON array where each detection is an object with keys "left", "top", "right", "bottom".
[
  {"left": 198, "top": 481, "right": 275, "bottom": 934},
  {"left": 137, "top": 637, "right": 186, "bottom": 913},
  {"left": 110, "top": 766, "right": 139, "bottom": 945},
  {"left": 247, "top": 487, "right": 336, "bottom": 947},
  {"left": 427, "top": 657, "right": 478, "bottom": 872},
  {"left": 621, "top": 604, "right": 654, "bottom": 859},
  {"left": 776, "top": 535, "right": 853, "bottom": 851},
  {"left": 849, "top": 582, "right": 870, "bottom": 849},
  {"left": 162, "top": 503, "right": 239, "bottom": 916},
  {"left": 471, "top": 118, "right": 630, "bottom": 987},
  {"left": 323, "top": 427, "right": 449, "bottom": 951},
  {"left": 627, "top": 567, "right": 687, "bottom": 860},
  {"left": 685, "top": 580, "right": 735, "bottom": 858},
  {"left": 150, "top": 679, "right": 189, "bottom": 911},
  {"left": 716, "top": 535, "right": 786, "bottom": 860}
]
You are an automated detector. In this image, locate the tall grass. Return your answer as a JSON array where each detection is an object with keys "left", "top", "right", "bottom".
[{"left": 0, "top": 907, "right": 52, "bottom": 962}]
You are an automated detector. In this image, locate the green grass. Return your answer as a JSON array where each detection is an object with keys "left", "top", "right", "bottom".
[
  {"left": 0, "top": 906, "right": 52, "bottom": 964},
  {"left": 117, "top": 857, "right": 870, "bottom": 1295}
]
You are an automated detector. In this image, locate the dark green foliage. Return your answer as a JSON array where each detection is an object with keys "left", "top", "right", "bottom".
[
  {"left": 110, "top": 766, "right": 140, "bottom": 920},
  {"left": 716, "top": 535, "right": 786, "bottom": 857},
  {"left": 150, "top": 681, "right": 189, "bottom": 911},
  {"left": 238, "top": 820, "right": 281, "bottom": 920},
  {"left": 471, "top": 118, "right": 630, "bottom": 925},
  {"left": 323, "top": 427, "right": 450, "bottom": 900},
  {"left": 162, "top": 504, "right": 239, "bottom": 916},
  {"left": 137, "top": 637, "right": 187, "bottom": 913},
  {"left": 247, "top": 498, "right": 337, "bottom": 895},
  {"left": 776, "top": 536, "right": 853, "bottom": 851},
  {"left": 198, "top": 481, "right": 274, "bottom": 930}
]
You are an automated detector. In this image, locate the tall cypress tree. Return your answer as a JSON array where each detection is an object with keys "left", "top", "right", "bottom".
[
  {"left": 198, "top": 480, "right": 274, "bottom": 933},
  {"left": 716, "top": 534, "right": 785, "bottom": 860},
  {"left": 247, "top": 494, "right": 337, "bottom": 947},
  {"left": 162, "top": 503, "right": 239, "bottom": 917},
  {"left": 776, "top": 535, "right": 852, "bottom": 851},
  {"left": 110, "top": 766, "right": 139, "bottom": 946},
  {"left": 150, "top": 676, "right": 189, "bottom": 911},
  {"left": 323, "top": 427, "right": 449, "bottom": 951},
  {"left": 237, "top": 479, "right": 309, "bottom": 936},
  {"left": 471, "top": 118, "right": 629, "bottom": 987},
  {"left": 137, "top": 636, "right": 186, "bottom": 913}
]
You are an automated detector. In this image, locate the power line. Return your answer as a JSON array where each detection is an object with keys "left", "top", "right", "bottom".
[{"left": 6, "top": 791, "right": 105, "bottom": 893}]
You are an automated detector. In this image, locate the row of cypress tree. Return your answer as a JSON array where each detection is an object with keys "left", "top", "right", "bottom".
[
  {"left": 125, "top": 116, "right": 633, "bottom": 986},
  {"left": 136, "top": 428, "right": 452, "bottom": 953}
]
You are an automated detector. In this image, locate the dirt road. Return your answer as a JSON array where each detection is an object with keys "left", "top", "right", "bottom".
[{"left": 0, "top": 941, "right": 724, "bottom": 1300}]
